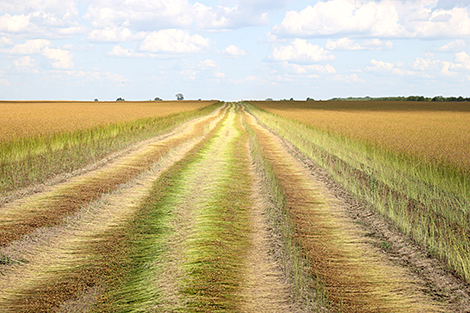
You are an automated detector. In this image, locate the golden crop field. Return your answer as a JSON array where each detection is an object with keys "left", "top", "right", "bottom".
[
  {"left": 0, "top": 100, "right": 215, "bottom": 143},
  {"left": 253, "top": 100, "right": 470, "bottom": 171},
  {"left": 2, "top": 102, "right": 468, "bottom": 312}
]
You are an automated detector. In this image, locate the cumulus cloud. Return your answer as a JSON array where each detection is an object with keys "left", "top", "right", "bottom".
[
  {"left": 366, "top": 59, "right": 414, "bottom": 75},
  {"left": 268, "top": 39, "right": 335, "bottom": 63},
  {"left": 0, "top": 37, "right": 13, "bottom": 46},
  {"left": 198, "top": 59, "right": 217, "bottom": 68},
  {"left": 7, "top": 39, "right": 73, "bottom": 70},
  {"left": 325, "top": 38, "right": 363, "bottom": 50},
  {"left": 84, "top": 0, "right": 269, "bottom": 33},
  {"left": 326, "top": 38, "right": 394, "bottom": 50},
  {"left": 140, "top": 29, "right": 210, "bottom": 54},
  {"left": 107, "top": 45, "right": 146, "bottom": 58},
  {"left": 230, "top": 75, "right": 265, "bottom": 84},
  {"left": 282, "top": 62, "right": 337, "bottom": 75},
  {"left": 366, "top": 53, "right": 452, "bottom": 77},
  {"left": 0, "top": 0, "right": 79, "bottom": 17},
  {"left": 221, "top": 45, "right": 247, "bottom": 58},
  {"left": 437, "top": 39, "right": 466, "bottom": 52},
  {"left": 273, "top": 0, "right": 470, "bottom": 39},
  {"left": 13, "top": 56, "right": 35, "bottom": 68},
  {"left": 88, "top": 27, "right": 144, "bottom": 42},
  {"left": 9, "top": 39, "right": 51, "bottom": 55},
  {"left": 0, "top": 14, "right": 31, "bottom": 33},
  {"left": 0, "top": 0, "right": 85, "bottom": 37},
  {"left": 333, "top": 73, "right": 365, "bottom": 83},
  {"left": 42, "top": 47, "right": 74, "bottom": 69},
  {"left": 65, "top": 69, "right": 130, "bottom": 83}
]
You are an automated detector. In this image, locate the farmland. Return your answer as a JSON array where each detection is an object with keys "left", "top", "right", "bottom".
[
  {"left": 0, "top": 100, "right": 469, "bottom": 312},
  {"left": 0, "top": 100, "right": 217, "bottom": 196},
  {"left": 249, "top": 100, "right": 470, "bottom": 284}
]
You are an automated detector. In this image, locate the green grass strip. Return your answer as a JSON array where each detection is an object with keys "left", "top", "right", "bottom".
[{"left": 94, "top": 105, "right": 253, "bottom": 312}]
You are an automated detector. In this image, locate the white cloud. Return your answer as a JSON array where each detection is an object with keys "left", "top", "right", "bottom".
[
  {"left": 221, "top": 45, "right": 247, "bottom": 58},
  {"left": 454, "top": 51, "right": 470, "bottom": 70},
  {"left": 326, "top": 38, "right": 363, "bottom": 50},
  {"left": 0, "top": 78, "right": 12, "bottom": 86},
  {"left": 0, "top": 37, "right": 13, "bottom": 46},
  {"left": 438, "top": 52, "right": 470, "bottom": 75},
  {"left": 269, "top": 39, "right": 335, "bottom": 63},
  {"left": 237, "top": 0, "right": 287, "bottom": 11},
  {"left": 13, "top": 56, "right": 35, "bottom": 68},
  {"left": 180, "top": 69, "right": 200, "bottom": 80},
  {"left": 333, "top": 73, "right": 365, "bottom": 83},
  {"left": 366, "top": 59, "right": 414, "bottom": 75},
  {"left": 199, "top": 59, "right": 217, "bottom": 68},
  {"left": 438, "top": 39, "right": 466, "bottom": 52},
  {"left": 215, "top": 72, "right": 226, "bottom": 78},
  {"left": 64, "top": 69, "right": 130, "bottom": 83},
  {"left": 9, "top": 39, "right": 50, "bottom": 54},
  {"left": 0, "top": 0, "right": 84, "bottom": 38},
  {"left": 363, "top": 38, "right": 394, "bottom": 50},
  {"left": 282, "top": 62, "right": 337, "bottom": 75},
  {"left": 43, "top": 47, "right": 74, "bottom": 69},
  {"left": 412, "top": 53, "right": 440, "bottom": 71},
  {"left": 107, "top": 45, "right": 146, "bottom": 58},
  {"left": 0, "top": 0, "right": 79, "bottom": 17},
  {"left": 326, "top": 38, "right": 394, "bottom": 50},
  {"left": 0, "top": 14, "right": 31, "bottom": 32},
  {"left": 366, "top": 53, "right": 447, "bottom": 77},
  {"left": 273, "top": 0, "right": 470, "bottom": 39},
  {"left": 8, "top": 40, "right": 74, "bottom": 70},
  {"left": 88, "top": 27, "right": 143, "bottom": 42},
  {"left": 140, "top": 29, "right": 210, "bottom": 54},
  {"left": 231, "top": 75, "right": 263, "bottom": 84},
  {"left": 84, "top": 0, "right": 268, "bottom": 32}
]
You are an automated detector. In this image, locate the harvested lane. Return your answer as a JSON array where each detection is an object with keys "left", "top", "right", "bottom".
[
  {"left": 102, "top": 103, "right": 293, "bottom": 312},
  {"left": 243, "top": 108, "right": 443, "bottom": 312}
]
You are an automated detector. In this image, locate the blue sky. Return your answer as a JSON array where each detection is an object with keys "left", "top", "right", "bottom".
[{"left": 1, "top": 0, "right": 470, "bottom": 101}]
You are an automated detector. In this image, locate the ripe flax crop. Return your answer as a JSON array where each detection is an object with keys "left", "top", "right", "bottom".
[
  {"left": 0, "top": 101, "right": 214, "bottom": 143},
  {"left": 243, "top": 107, "right": 438, "bottom": 312},
  {"left": 246, "top": 101, "right": 470, "bottom": 283},
  {"left": 0, "top": 101, "right": 219, "bottom": 194}
]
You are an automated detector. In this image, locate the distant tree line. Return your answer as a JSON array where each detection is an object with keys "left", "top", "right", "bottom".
[{"left": 329, "top": 95, "right": 470, "bottom": 102}]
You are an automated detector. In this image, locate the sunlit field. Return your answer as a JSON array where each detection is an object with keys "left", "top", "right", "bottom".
[
  {"left": 1, "top": 101, "right": 467, "bottom": 312},
  {"left": 252, "top": 100, "right": 470, "bottom": 172},
  {"left": 0, "top": 100, "right": 214, "bottom": 143},
  {"left": 0, "top": 100, "right": 218, "bottom": 193},
  {"left": 247, "top": 100, "right": 470, "bottom": 285}
]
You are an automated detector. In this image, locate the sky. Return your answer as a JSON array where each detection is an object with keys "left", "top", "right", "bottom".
[{"left": 1, "top": 0, "right": 470, "bottom": 101}]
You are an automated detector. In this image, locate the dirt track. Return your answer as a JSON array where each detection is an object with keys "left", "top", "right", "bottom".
[{"left": 0, "top": 103, "right": 468, "bottom": 312}]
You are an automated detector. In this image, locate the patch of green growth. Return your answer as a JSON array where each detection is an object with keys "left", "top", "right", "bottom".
[
  {"left": 380, "top": 241, "right": 392, "bottom": 251},
  {"left": 0, "top": 254, "right": 27, "bottom": 266}
]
